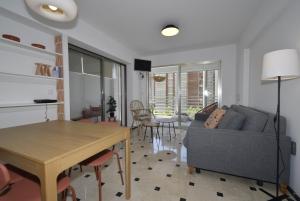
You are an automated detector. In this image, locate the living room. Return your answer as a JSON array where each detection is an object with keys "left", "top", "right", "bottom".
[{"left": 0, "top": 0, "right": 299, "bottom": 201}]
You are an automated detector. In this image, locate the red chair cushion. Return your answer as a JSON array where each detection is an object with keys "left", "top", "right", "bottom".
[
  {"left": 0, "top": 179, "right": 41, "bottom": 201},
  {"left": 57, "top": 177, "right": 71, "bottom": 194},
  {"left": 80, "top": 149, "right": 113, "bottom": 167},
  {"left": 0, "top": 164, "right": 10, "bottom": 191}
]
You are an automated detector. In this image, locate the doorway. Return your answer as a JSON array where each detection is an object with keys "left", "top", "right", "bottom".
[{"left": 68, "top": 45, "right": 127, "bottom": 125}]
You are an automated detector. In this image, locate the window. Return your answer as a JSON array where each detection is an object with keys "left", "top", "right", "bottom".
[{"left": 149, "top": 62, "right": 221, "bottom": 128}]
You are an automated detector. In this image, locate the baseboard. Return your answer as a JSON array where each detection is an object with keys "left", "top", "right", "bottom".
[{"left": 287, "top": 186, "right": 300, "bottom": 201}]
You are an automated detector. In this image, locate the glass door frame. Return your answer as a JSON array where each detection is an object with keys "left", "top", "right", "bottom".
[{"left": 68, "top": 44, "right": 128, "bottom": 125}]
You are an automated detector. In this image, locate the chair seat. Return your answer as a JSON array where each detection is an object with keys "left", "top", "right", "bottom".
[
  {"left": 143, "top": 121, "right": 159, "bottom": 127},
  {"left": 80, "top": 149, "right": 113, "bottom": 167},
  {"left": 0, "top": 179, "right": 41, "bottom": 201},
  {"left": 57, "top": 177, "right": 71, "bottom": 194}
]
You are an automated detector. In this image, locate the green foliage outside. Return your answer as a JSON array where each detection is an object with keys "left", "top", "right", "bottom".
[{"left": 186, "top": 106, "right": 203, "bottom": 119}]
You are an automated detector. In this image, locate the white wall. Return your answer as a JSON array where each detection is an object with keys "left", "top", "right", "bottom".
[
  {"left": 238, "top": 0, "right": 300, "bottom": 194},
  {"left": 0, "top": 2, "right": 140, "bottom": 126},
  {"left": 0, "top": 14, "right": 58, "bottom": 128},
  {"left": 144, "top": 44, "right": 237, "bottom": 106}
]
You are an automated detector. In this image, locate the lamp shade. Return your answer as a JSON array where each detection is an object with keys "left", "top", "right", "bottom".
[
  {"left": 262, "top": 49, "right": 300, "bottom": 80},
  {"left": 25, "top": 0, "right": 78, "bottom": 22}
]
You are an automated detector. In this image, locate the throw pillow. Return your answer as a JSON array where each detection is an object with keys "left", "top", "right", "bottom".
[
  {"left": 202, "top": 102, "right": 218, "bottom": 114},
  {"left": 218, "top": 109, "right": 246, "bottom": 130},
  {"left": 204, "top": 108, "right": 226, "bottom": 128}
]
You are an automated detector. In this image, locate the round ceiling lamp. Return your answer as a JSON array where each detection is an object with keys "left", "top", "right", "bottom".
[
  {"left": 161, "top": 25, "right": 179, "bottom": 37},
  {"left": 25, "top": 0, "right": 78, "bottom": 22}
]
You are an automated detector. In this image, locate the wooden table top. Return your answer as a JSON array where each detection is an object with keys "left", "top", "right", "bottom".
[{"left": 0, "top": 120, "right": 129, "bottom": 164}]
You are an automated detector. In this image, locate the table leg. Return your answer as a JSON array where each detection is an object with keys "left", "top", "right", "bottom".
[
  {"left": 150, "top": 127, "right": 153, "bottom": 143},
  {"left": 125, "top": 136, "right": 131, "bottom": 199},
  {"left": 40, "top": 167, "right": 58, "bottom": 201},
  {"left": 168, "top": 123, "right": 171, "bottom": 141},
  {"left": 173, "top": 122, "right": 176, "bottom": 137},
  {"left": 161, "top": 123, "right": 164, "bottom": 136}
]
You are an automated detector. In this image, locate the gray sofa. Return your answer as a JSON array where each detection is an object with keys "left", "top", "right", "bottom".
[{"left": 183, "top": 105, "right": 291, "bottom": 184}]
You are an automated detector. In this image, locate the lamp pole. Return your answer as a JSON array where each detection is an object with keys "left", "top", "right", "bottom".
[{"left": 276, "top": 76, "right": 281, "bottom": 197}]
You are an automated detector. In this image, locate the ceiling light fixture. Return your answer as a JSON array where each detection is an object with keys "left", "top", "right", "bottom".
[
  {"left": 25, "top": 0, "right": 78, "bottom": 22},
  {"left": 47, "top": 4, "right": 58, "bottom": 11},
  {"left": 161, "top": 25, "right": 179, "bottom": 37}
]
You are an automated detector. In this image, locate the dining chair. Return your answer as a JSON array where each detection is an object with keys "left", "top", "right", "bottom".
[
  {"left": 68, "top": 119, "right": 124, "bottom": 201},
  {"left": 0, "top": 163, "right": 77, "bottom": 201},
  {"left": 68, "top": 148, "right": 124, "bottom": 201}
]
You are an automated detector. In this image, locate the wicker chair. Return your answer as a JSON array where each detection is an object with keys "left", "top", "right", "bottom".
[{"left": 130, "top": 100, "right": 151, "bottom": 130}]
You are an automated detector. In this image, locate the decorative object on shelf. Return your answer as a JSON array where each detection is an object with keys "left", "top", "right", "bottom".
[
  {"left": 34, "top": 99, "right": 58, "bottom": 104},
  {"left": 31, "top": 43, "right": 45, "bottom": 49},
  {"left": 35, "top": 63, "right": 43, "bottom": 75},
  {"left": 106, "top": 96, "right": 117, "bottom": 120},
  {"left": 35, "top": 63, "right": 51, "bottom": 76},
  {"left": 153, "top": 75, "right": 166, "bottom": 82},
  {"left": 2, "top": 34, "right": 20, "bottom": 42},
  {"left": 261, "top": 49, "right": 300, "bottom": 201},
  {"left": 46, "top": 65, "right": 51, "bottom": 76},
  {"left": 52, "top": 66, "right": 60, "bottom": 78},
  {"left": 25, "top": 0, "right": 78, "bottom": 22}
]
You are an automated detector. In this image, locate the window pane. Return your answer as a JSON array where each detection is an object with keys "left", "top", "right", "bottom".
[
  {"left": 82, "top": 54, "right": 100, "bottom": 75},
  {"left": 69, "top": 49, "right": 82, "bottom": 73}
]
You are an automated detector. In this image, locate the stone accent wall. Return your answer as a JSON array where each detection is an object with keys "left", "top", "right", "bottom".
[{"left": 55, "top": 35, "right": 64, "bottom": 120}]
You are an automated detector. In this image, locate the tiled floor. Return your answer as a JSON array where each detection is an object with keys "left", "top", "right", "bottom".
[{"left": 67, "top": 128, "right": 293, "bottom": 201}]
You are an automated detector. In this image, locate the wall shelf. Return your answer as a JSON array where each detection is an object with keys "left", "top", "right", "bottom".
[
  {"left": 0, "top": 71, "right": 63, "bottom": 80},
  {"left": 0, "top": 102, "right": 64, "bottom": 108},
  {"left": 0, "top": 37, "right": 62, "bottom": 57}
]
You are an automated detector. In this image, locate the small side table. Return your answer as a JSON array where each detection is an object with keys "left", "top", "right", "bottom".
[
  {"left": 156, "top": 118, "right": 176, "bottom": 141},
  {"left": 142, "top": 121, "right": 160, "bottom": 143}
]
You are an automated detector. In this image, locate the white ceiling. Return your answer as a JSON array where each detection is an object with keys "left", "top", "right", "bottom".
[{"left": 75, "top": 0, "right": 263, "bottom": 56}]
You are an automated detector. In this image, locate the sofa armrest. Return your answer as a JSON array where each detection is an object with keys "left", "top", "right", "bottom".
[{"left": 194, "top": 113, "right": 210, "bottom": 121}]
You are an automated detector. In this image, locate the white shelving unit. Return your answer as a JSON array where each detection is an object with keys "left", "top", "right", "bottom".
[
  {"left": 0, "top": 71, "right": 63, "bottom": 80},
  {"left": 0, "top": 102, "right": 64, "bottom": 108},
  {"left": 0, "top": 37, "right": 62, "bottom": 56}
]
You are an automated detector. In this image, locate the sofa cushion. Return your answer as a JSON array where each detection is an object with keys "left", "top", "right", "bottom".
[
  {"left": 231, "top": 105, "right": 268, "bottom": 132},
  {"left": 218, "top": 109, "right": 245, "bottom": 130},
  {"left": 189, "top": 120, "right": 205, "bottom": 128},
  {"left": 204, "top": 108, "right": 226, "bottom": 128}
]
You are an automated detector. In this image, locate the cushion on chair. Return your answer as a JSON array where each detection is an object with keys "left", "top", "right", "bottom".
[
  {"left": 231, "top": 105, "right": 268, "bottom": 132},
  {"left": 218, "top": 109, "right": 246, "bottom": 130},
  {"left": 0, "top": 164, "right": 10, "bottom": 190},
  {"left": 80, "top": 149, "right": 114, "bottom": 167},
  {"left": 57, "top": 177, "right": 71, "bottom": 194},
  {"left": 204, "top": 108, "right": 226, "bottom": 129},
  {"left": 0, "top": 178, "right": 41, "bottom": 201}
]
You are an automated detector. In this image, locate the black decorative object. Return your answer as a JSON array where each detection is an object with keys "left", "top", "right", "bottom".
[{"left": 106, "top": 96, "right": 117, "bottom": 118}]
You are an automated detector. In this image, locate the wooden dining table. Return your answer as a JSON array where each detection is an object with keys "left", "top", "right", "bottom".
[{"left": 0, "top": 120, "right": 131, "bottom": 201}]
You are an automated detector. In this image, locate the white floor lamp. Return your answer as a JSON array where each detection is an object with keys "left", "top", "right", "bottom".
[{"left": 262, "top": 49, "right": 300, "bottom": 200}]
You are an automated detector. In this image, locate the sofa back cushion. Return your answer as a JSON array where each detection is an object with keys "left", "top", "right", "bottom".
[
  {"left": 231, "top": 105, "right": 268, "bottom": 132},
  {"left": 218, "top": 109, "right": 246, "bottom": 130},
  {"left": 240, "top": 106, "right": 287, "bottom": 135},
  {"left": 204, "top": 108, "right": 226, "bottom": 128}
]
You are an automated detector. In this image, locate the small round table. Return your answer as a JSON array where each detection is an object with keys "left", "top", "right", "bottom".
[
  {"left": 142, "top": 121, "right": 160, "bottom": 143},
  {"left": 156, "top": 118, "right": 176, "bottom": 141}
]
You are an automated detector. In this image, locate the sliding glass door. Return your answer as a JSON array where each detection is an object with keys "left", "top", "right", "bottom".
[
  {"left": 149, "top": 62, "right": 220, "bottom": 128},
  {"left": 68, "top": 45, "right": 126, "bottom": 125}
]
